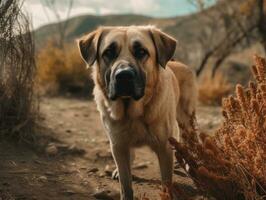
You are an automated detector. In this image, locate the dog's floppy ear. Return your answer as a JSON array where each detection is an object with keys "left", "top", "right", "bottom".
[
  {"left": 78, "top": 28, "right": 103, "bottom": 67},
  {"left": 149, "top": 28, "right": 177, "bottom": 68}
]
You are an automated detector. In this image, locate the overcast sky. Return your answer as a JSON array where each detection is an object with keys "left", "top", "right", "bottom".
[{"left": 23, "top": 0, "right": 215, "bottom": 29}]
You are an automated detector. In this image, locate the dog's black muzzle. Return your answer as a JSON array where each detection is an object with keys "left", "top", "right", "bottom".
[{"left": 108, "top": 65, "right": 145, "bottom": 101}]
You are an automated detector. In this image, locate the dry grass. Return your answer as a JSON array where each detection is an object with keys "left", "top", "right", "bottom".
[
  {"left": 169, "top": 55, "right": 266, "bottom": 200},
  {"left": 198, "top": 70, "right": 232, "bottom": 105},
  {"left": 36, "top": 41, "right": 93, "bottom": 96},
  {"left": 0, "top": 0, "right": 38, "bottom": 142}
]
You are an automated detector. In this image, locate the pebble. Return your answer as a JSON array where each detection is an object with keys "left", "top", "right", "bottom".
[
  {"left": 93, "top": 190, "right": 119, "bottom": 200},
  {"left": 37, "top": 175, "right": 47, "bottom": 182},
  {"left": 99, "top": 172, "right": 106, "bottom": 177},
  {"left": 79, "top": 167, "right": 87, "bottom": 170},
  {"left": 45, "top": 144, "right": 58, "bottom": 156},
  {"left": 63, "top": 190, "right": 76, "bottom": 196},
  {"left": 104, "top": 165, "right": 114, "bottom": 176},
  {"left": 96, "top": 151, "right": 113, "bottom": 159},
  {"left": 9, "top": 160, "right": 17, "bottom": 166},
  {"left": 133, "top": 162, "right": 150, "bottom": 170},
  {"left": 34, "top": 159, "right": 44, "bottom": 165},
  {"left": 45, "top": 172, "right": 54, "bottom": 176},
  {"left": 88, "top": 167, "right": 99, "bottom": 173}
]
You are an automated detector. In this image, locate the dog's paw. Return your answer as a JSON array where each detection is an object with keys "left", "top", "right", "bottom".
[{"left": 112, "top": 168, "right": 119, "bottom": 180}]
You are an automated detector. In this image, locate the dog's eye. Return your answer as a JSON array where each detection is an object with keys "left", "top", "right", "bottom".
[
  {"left": 134, "top": 48, "right": 148, "bottom": 60},
  {"left": 103, "top": 48, "right": 117, "bottom": 60}
]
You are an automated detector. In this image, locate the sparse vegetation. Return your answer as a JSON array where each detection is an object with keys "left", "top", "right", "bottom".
[
  {"left": 0, "top": 0, "right": 265, "bottom": 199},
  {"left": 36, "top": 42, "right": 93, "bottom": 96},
  {"left": 170, "top": 55, "right": 266, "bottom": 200},
  {"left": 198, "top": 70, "right": 232, "bottom": 105},
  {"left": 0, "top": 0, "right": 38, "bottom": 141}
]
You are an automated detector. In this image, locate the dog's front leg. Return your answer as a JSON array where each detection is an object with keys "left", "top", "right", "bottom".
[{"left": 111, "top": 143, "right": 133, "bottom": 200}]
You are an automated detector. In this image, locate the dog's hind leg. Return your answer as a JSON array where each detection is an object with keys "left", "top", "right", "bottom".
[
  {"left": 176, "top": 71, "right": 197, "bottom": 142},
  {"left": 155, "top": 143, "right": 173, "bottom": 186},
  {"left": 167, "top": 62, "right": 198, "bottom": 142},
  {"left": 176, "top": 94, "right": 197, "bottom": 142}
]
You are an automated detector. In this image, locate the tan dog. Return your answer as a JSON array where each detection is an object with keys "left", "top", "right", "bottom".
[{"left": 78, "top": 26, "right": 197, "bottom": 200}]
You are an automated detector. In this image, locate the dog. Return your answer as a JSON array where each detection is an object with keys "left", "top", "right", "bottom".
[{"left": 78, "top": 26, "right": 197, "bottom": 200}]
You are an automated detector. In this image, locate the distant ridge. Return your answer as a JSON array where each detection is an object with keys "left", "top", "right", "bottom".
[{"left": 34, "top": 3, "right": 259, "bottom": 76}]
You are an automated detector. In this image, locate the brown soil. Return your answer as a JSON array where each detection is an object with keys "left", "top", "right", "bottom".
[{"left": 0, "top": 97, "right": 222, "bottom": 200}]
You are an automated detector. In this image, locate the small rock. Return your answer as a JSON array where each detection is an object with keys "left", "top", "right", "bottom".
[
  {"left": 45, "top": 172, "right": 54, "bottom": 176},
  {"left": 104, "top": 165, "right": 114, "bottom": 176},
  {"left": 9, "top": 160, "right": 17, "bottom": 166},
  {"left": 81, "top": 181, "right": 89, "bottom": 186},
  {"left": 88, "top": 167, "right": 99, "bottom": 173},
  {"left": 34, "top": 159, "right": 43, "bottom": 164},
  {"left": 68, "top": 145, "right": 86, "bottom": 155},
  {"left": 45, "top": 144, "right": 58, "bottom": 156},
  {"left": 133, "top": 162, "right": 150, "bottom": 170},
  {"left": 96, "top": 151, "right": 113, "bottom": 159},
  {"left": 37, "top": 175, "right": 47, "bottom": 182},
  {"left": 66, "top": 129, "right": 72, "bottom": 133},
  {"left": 63, "top": 190, "right": 76, "bottom": 196},
  {"left": 93, "top": 190, "right": 114, "bottom": 200},
  {"left": 79, "top": 167, "right": 87, "bottom": 170},
  {"left": 99, "top": 172, "right": 106, "bottom": 177}
]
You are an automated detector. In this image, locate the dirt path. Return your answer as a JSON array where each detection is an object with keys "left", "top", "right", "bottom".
[{"left": 0, "top": 97, "right": 222, "bottom": 200}]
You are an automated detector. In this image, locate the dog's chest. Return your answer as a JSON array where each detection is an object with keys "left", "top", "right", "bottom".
[{"left": 103, "top": 117, "right": 156, "bottom": 147}]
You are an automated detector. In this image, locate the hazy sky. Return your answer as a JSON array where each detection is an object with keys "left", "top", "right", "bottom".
[{"left": 23, "top": 0, "right": 215, "bottom": 29}]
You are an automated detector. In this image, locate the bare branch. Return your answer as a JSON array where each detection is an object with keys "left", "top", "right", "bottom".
[
  {"left": 40, "top": 0, "right": 73, "bottom": 48},
  {"left": 0, "top": 0, "right": 38, "bottom": 140}
]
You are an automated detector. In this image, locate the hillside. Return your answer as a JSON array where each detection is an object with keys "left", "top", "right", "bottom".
[
  {"left": 34, "top": 12, "right": 212, "bottom": 66},
  {"left": 34, "top": 14, "right": 188, "bottom": 47},
  {"left": 34, "top": 5, "right": 263, "bottom": 83}
]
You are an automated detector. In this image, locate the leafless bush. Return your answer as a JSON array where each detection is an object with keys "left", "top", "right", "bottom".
[
  {"left": 0, "top": 0, "right": 38, "bottom": 141},
  {"left": 169, "top": 55, "right": 266, "bottom": 200}
]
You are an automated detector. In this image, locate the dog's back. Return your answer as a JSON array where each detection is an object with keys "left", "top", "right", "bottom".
[{"left": 167, "top": 61, "right": 198, "bottom": 137}]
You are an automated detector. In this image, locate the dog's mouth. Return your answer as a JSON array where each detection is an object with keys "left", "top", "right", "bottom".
[{"left": 108, "top": 66, "right": 145, "bottom": 101}]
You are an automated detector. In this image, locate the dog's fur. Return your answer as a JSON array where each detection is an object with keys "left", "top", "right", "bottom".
[{"left": 78, "top": 26, "right": 197, "bottom": 200}]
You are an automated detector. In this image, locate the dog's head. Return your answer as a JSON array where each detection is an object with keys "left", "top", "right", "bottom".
[{"left": 78, "top": 26, "right": 176, "bottom": 101}]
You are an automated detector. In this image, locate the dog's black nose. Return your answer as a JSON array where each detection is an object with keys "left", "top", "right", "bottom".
[{"left": 115, "top": 67, "right": 136, "bottom": 81}]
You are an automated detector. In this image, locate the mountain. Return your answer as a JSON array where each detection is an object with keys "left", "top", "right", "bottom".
[
  {"left": 34, "top": 14, "right": 187, "bottom": 46},
  {"left": 34, "top": 4, "right": 263, "bottom": 83},
  {"left": 34, "top": 12, "right": 211, "bottom": 65}
]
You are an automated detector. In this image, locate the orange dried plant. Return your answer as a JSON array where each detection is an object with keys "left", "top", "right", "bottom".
[{"left": 170, "top": 55, "right": 266, "bottom": 200}]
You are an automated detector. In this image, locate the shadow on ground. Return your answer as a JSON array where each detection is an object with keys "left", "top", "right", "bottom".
[
  {"left": 0, "top": 97, "right": 222, "bottom": 200},
  {"left": 0, "top": 129, "right": 92, "bottom": 200}
]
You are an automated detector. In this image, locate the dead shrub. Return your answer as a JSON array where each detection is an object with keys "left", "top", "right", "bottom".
[
  {"left": 0, "top": 0, "right": 38, "bottom": 141},
  {"left": 36, "top": 41, "right": 93, "bottom": 96},
  {"left": 169, "top": 55, "right": 266, "bottom": 200},
  {"left": 198, "top": 70, "right": 232, "bottom": 105}
]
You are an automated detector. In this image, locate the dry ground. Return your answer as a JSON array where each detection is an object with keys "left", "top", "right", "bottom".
[{"left": 0, "top": 97, "right": 222, "bottom": 200}]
